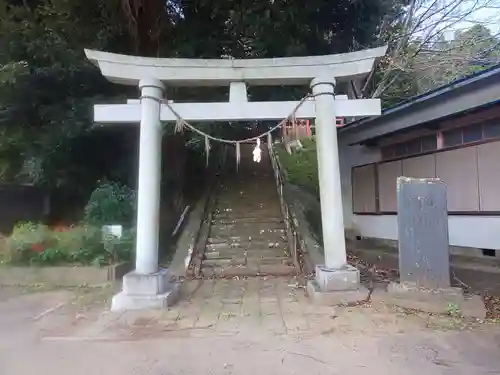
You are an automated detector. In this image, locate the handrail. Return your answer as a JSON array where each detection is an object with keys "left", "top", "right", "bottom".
[
  {"left": 267, "top": 140, "right": 319, "bottom": 274},
  {"left": 171, "top": 144, "right": 227, "bottom": 280}
]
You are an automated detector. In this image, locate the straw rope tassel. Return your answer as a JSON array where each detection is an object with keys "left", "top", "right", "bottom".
[
  {"left": 235, "top": 141, "right": 241, "bottom": 171},
  {"left": 204, "top": 135, "right": 210, "bottom": 167},
  {"left": 174, "top": 118, "right": 184, "bottom": 133}
]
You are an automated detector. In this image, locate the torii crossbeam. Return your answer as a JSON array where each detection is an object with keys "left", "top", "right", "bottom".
[{"left": 94, "top": 91, "right": 381, "bottom": 123}]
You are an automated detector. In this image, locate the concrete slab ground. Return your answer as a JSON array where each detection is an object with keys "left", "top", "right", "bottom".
[{"left": 1, "top": 279, "right": 500, "bottom": 375}]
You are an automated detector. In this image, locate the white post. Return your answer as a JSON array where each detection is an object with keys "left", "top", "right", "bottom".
[
  {"left": 310, "top": 77, "right": 347, "bottom": 270},
  {"left": 135, "top": 78, "right": 165, "bottom": 274}
]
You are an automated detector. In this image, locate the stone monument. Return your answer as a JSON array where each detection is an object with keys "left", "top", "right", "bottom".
[
  {"left": 383, "top": 177, "right": 486, "bottom": 318},
  {"left": 397, "top": 177, "right": 450, "bottom": 289}
]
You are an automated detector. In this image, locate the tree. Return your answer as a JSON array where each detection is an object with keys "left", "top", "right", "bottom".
[
  {"left": 0, "top": 0, "right": 404, "bottom": 198},
  {"left": 362, "top": 0, "right": 500, "bottom": 104},
  {"left": 0, "top": 0, "right": 132, "bottom": 188}
]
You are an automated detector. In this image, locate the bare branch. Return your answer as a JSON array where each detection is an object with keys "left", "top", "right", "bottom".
[{"left": 369, "top": 0, "right": 500, "bottom": 99}]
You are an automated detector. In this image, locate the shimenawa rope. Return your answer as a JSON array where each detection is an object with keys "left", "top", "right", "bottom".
[{"left": 141, "top": 91, "right": 335, "bottom": 169}]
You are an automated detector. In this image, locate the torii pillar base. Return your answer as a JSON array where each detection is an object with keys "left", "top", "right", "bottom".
[
  {"left": 111, "top": 269, "right": 180, "bottom": 311},
  {"left": 306, "top": 265, "right": 369, "bottom": 306}
]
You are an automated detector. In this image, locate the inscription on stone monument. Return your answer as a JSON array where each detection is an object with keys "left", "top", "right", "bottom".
[{"left": 397, "top": 177, "right": 450, "bottom": 289}]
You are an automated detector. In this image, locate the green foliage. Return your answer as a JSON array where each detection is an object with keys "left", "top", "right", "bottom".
[
  {"left": 6, "top": 222, "right": 52, "bottom": 262},
  {"left": 0, "top": 0, "right": 403, "bottom": 211},
  {"left": 275, "top": 139, "right": 323, "bottom": 247},
  {"left": 276, "top": 138, "right": 319, "bottom": 196},
  {"left": 83, "top": 182, "right": 137, "bottom": 226},
  {"left": 0, "top": 0, "right": 132, "bottom": 195},
  {"left": 6, "top": 222, "right": 134, "bottom": 266},
  {"left": 446, "top": 303, "right": 462, "bottom": 317},
  {"left": 101, "top": 227, "right": 135, "bottom": 265}
]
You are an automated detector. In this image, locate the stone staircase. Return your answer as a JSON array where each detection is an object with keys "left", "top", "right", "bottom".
[{"left": 199, "top": 143, "right": 296, "bottom": 278}]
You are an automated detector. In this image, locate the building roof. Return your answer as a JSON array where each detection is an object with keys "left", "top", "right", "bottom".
[{"left": 340, "top": 63, "right": 500, "bottom": 145}]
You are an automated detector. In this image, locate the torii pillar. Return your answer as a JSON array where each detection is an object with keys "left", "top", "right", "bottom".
[
  {"left": 307, "top": 76, "right": 367, "bottom": 304},
  {"left": 111, "top": 78, "right": 179, "bottom": 311},
  {"left": 85, "top": 46, "right": 386, "bottom": 310}
]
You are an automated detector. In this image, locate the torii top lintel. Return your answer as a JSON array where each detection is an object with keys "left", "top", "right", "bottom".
[{"left": 84, "top": 46, "right": 387, "bottom": 87}]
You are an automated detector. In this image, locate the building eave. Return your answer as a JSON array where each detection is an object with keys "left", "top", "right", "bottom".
[{"left": 339, "top": 64, "right": 500, "bottom": 145}]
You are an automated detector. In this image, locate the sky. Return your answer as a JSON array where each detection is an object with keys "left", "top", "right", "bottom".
[
  {"left": 459, "top": 5, "right": 500, "bottom": 33},
  {"left": 444, "top": 1, "right": 500, "bottom": 38}
]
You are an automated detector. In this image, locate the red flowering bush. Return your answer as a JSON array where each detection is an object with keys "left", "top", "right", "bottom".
[
  {"left": 31, "top": 243, "right": 45, "bottom": 253},
  {"left": 6, "top": 222, "right": 52, "bottom": 263},
  {"left": 6, "top": 222, "right": 134, "bottom": 266}
]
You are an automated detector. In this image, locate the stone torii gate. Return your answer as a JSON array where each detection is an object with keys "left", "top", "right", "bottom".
[{"left": 85, "top": 47, "right": 386, "bottom": 311}]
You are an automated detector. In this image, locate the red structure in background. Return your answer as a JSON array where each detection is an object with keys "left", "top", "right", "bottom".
[{"left": 282, "top": 118, "right": 344, "bottom": 139}]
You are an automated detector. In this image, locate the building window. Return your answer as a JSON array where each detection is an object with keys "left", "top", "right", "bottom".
[
  {"left": 421, "top": 135, "right": 437, "bottom": 152},
  {"left": 443, "top": 129, "right": 462, "bottom": 147},
  {"left": 381, "top": 134, "right": 438, "bottom": 160},
  {"left": 442, "top": 122, "right": 500, "bottom": 148},
  {"left": 407, "top": 139, "right": 422, "bottom": 154},
  {"left": 462, "top": 125, "right": 483, "bottom": 143},
  {"left": 394, "top": 143, "right": 407, "bottom": 157},
  {"left": 483, "top": 122, "right": 500, "bottom": 139}
]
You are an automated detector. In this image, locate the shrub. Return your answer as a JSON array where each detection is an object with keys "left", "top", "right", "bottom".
[
  {"left": 53, "top": 225, "right": 103, "bottom": 265},
  {"left": 6, "top": 223, "right": 135, "bottom": 266},
  {"left": 101, "top": 227, "right": 135, "bottom": 265},
  {"left": 83, "top": 182, "right": 136, "bottom": 226},
  {"left": 7, "top": 222, "right": 53, "bottom": 263}
]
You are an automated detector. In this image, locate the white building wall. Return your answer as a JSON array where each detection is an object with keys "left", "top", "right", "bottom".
[
  {"left": 354, "top": 215, "right": 500, "bottom": 250},
  {"left": 338, "top": 141, "right": 380, "bottom": 229},
  {"left": 338, "top": 137, "right": 500, "bottom": 250}
]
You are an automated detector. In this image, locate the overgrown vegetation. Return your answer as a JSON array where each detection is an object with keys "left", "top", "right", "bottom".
[
  {"left": 83, "top": 182, "right": 137, "bottom": 227},
  {"left": 4, "top": 181, "right": 136, "bottom": 267},
  {"left": 275, "top": 138, "right": 323, "bottom": 245},
  {"left": 276, "top": 138, "right": 319, "bottom": 196},
  {"left": 6, "top": 222, "right": 135, "bottom": 266}
]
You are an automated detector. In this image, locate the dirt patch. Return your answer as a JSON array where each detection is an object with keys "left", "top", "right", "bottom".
[
  {"left": 347, "top": 251, "right": 500, "bottom": 322},
  {"left": 484, "top": 295, "right": 500, "bottom": 320}
]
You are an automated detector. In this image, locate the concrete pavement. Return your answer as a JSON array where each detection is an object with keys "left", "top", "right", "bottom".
[{"left": 1, "top": 279, "right": 499, "bottom": 375}]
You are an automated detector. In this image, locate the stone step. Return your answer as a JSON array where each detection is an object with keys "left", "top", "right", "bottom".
[
  {"left": 216, "top": 195, "right": 278, "bottom": 200},
  {"left": 219, "top": 176, "right": 274, "bottom": 183},
  {"left": 208, "top": 235, "right": 287, "bottom": 245},
  {"left": 205, "top": 241, "right": 243, "bottom": 250},
  {"left": 204, "top": 248, "right": 290, "bottom": 260},
  {"left": 214, "top": 206, "right": 282, "bottom": 214},
  {"left": 202, "top": 258, "right": 247, "bottom": 267},
  {"left": 217, "top": 195, "right": 278, "bottom": 204},
  {"left": 207, "top": 234, "right": 287, "bottom": 245},
  {"left": 205, "top": 241, "right": 288, "bottom": 251},
  {"left": 217, "top": 185, "right": 277, "bottom": 191},
  {"left": 201, "top": 264, "right": 296, "bottom": 278},
  {"left": 211, "top": 217, "right": 284, "bottom": 225},
  {"left": 210, "top": 226, "right": 286, "bottom": 236},
  {"left": 202, "top": 256, "right": 292, "bottom": 266},
  {"left": 219, "top": 195, "right": 278, "bottom": 201},
  {"left": 213, "top": 211, "right": 284, "bottom": 220},
  {"left": 209, "top": 223, "right": 285, "bottom": 233},
  {"left": 208, "top": 236, "right": 287, "bottom": 245},
  {"left": 246, "top": 257, "right": 293, "bottom": 266},
  {"left": 218, "top": 184, "right": 275, "bottom": 190}
]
